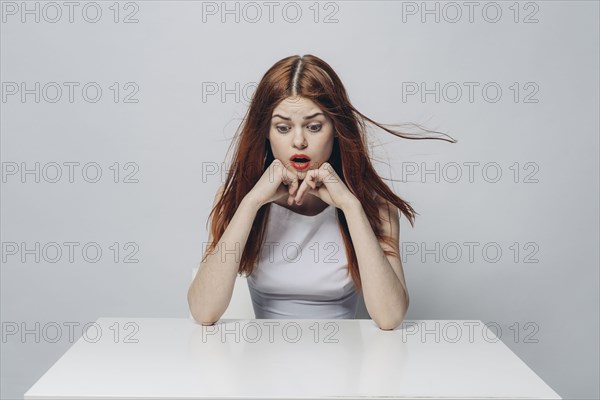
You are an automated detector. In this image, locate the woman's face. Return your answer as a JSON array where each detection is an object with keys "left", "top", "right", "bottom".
[{"left": 268, "top": 96, "right": 335, "bottom": 180}]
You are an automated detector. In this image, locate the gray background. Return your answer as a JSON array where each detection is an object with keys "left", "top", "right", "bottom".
[{"left": 1, "top": 1, "right": 598, "bottom": 399}]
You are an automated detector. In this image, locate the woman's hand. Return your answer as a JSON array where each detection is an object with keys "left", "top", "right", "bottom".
[
  {"left": 245, "top": 159, "right": 303, "bottom": 208},
  {"left": 293, "top": 162, "right": 357, "bottom": 210}
]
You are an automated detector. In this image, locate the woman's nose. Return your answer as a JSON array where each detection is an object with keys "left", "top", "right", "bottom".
[{"left": 293, "top": 133, "right": 307, "bottom": 149}]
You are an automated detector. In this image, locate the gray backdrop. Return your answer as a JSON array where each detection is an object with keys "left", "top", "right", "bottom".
[{"left": 1, "top": 1, "right": 598, "bottom": 399}]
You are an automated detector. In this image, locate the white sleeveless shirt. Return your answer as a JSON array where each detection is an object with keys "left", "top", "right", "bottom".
[{"left": 247, "top": 202, "right": 359, "bottom": 319}]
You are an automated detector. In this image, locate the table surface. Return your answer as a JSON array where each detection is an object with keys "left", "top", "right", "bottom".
[{"left": 24, "top": 318, "right": 561, "bottom": 399}]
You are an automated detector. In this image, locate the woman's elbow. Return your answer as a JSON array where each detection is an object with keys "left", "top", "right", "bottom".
[
  {"left": 187, "top": 290, "right": 218, "bottom": 325},
  {"left": 377, "top": 305, "right": 408, "bottom": 330}
]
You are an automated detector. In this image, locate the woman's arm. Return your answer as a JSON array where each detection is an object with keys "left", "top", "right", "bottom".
[
  {"left": 187, "top": 185, "right": 261, "bottom": 325},
  {"left": 342, "top": 197, "right": 409, "bottom": 330}
]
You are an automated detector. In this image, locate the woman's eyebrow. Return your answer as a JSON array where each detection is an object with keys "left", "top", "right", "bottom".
[{"left": 272, "top": 112, "right": 324, "bottom": 121}]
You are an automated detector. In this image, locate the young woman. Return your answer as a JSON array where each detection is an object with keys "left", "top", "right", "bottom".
[{"left": 188, "top": 54, "right": 456, "bottom": 330}]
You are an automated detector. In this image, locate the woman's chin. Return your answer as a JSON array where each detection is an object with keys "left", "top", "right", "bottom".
[{"left": 286, "top": 166, "right": 309, "bottom": 178}]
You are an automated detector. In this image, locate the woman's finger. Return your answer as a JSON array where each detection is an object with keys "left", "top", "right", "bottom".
[
  {"left": 294, "top": 178, "right": 310, "bottom": 205},
  {"left": 295, "top": 170, "right": 319, "bottom": 204},
  {"left": 288, "top": 178, "right": 299, "bottom": 205}
]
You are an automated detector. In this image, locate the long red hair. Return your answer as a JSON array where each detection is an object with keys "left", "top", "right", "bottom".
[{"left": 202, "top": 54, "right": 456, "bottom": 293}]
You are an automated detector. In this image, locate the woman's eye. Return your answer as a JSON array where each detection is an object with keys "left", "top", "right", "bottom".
[{"left": 275, "top": 124, "right": 322, "bottom": 134}]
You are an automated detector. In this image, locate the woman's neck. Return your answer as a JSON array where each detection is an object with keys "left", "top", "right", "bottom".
[{"left": 272, "top": 195, "right": 329, "bottom": 216}]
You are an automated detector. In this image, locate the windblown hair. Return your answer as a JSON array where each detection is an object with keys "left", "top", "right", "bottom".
[{"left": 202, "top": 54, "right": 456, "bottom": 293}]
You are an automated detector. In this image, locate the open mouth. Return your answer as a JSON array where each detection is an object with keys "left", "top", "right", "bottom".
[{"left": 290, "top": 154, "right": 311, "bottom": 170}]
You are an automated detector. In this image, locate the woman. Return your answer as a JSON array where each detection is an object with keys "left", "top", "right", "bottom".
[{"left": 188, "top": 54, "right": 456, "bottom": 330}]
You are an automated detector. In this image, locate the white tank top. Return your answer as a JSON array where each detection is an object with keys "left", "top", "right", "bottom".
[{"left": 247, "top": 201, "right": 359, "bottom": 319}]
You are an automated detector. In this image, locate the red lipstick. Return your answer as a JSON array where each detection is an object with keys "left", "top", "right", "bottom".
[{"left": 289, "top": 153, "right": 311, "bottom": 171}]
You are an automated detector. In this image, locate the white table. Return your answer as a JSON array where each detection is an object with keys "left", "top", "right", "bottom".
[{"left": 24, "top": 318, "right": 561, "bottom": 399}]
